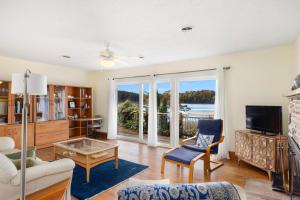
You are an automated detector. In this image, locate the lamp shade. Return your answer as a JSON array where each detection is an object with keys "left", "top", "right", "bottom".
[{"left": 11, "top": 73, "right": 47, "bottom": 95}]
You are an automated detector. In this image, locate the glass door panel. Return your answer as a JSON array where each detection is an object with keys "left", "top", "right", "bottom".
[
  {"left": 157, "top": 82, "right": 171, "bottom": 144},
  {"left": 36, "top": 87, "right": 49, "bottom": 121},
  {"left": 179, "top": 80, "right": 216, "bottom": 140},
  {"left": 142, "top": 83, "right": 149, "bottom": 143},
  {"left": 117, "top": 84, "right": 140, "bottom": 139},
  {"left": 0, "top": 81, "right": 9, "bottom": 124},
  {"left": 14, "top": 95, "right": 31, "bottom": 124},
  {"left": 54, "top": 86, "right": 66, "bottom": 120}
]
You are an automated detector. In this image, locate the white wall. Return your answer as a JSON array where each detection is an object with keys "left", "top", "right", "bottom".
[
  {"left": 88, "top": 44, "right": 296, "bottom": 151},
  {"left": 296, "top": 36, "right": 300, "bottom": 74},
  {"left": 0, "top": 55, "right": 90, "bottom": 86}
]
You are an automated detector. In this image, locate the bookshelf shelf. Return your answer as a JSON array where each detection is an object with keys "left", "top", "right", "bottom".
[
  {"left": 67, "top": 86, "right": 93, "bottom": 138},
  {"left": 0, "top": 80, "right": 93, "bottom": 149}
]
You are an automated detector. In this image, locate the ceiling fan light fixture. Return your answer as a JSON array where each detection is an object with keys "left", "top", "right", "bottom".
[{"left": 100, "top": 59, "right": 115, "bottom": 67}]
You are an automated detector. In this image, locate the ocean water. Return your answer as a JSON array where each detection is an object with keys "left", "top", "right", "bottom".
[{"left": 181, "top": 103, "right": 215, "bottom": 113}]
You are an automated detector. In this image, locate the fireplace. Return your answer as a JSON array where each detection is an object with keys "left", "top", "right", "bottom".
[
  {"left": 286, "top": 90, "right": 300, "bottom": 197},
  {"left": 289, "top": 136, "right": 300, "bottom": 196}
]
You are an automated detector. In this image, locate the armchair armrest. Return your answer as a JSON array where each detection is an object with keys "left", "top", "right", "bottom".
[
  {"left": 182, "top": 136, "right": 197, "bottom": 145},
  {"left": 162, "top": 147, "right": 179, "bottom": 157},
  {"left": 11, "top": 158, "right": 75, "bottom": 186},
  {"left": 206, "top": 135, "right": 225, "bottom": 154},
  {"left": 0, "top": 137, "right": 15, "bottom": 152}
]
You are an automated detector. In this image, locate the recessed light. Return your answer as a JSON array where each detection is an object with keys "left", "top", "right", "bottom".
[
  {"left": 139, "top": 56, "right": 144, "bottom": 59},
  {"left": 181, "top": 26, "right": 194, "bottom": 32},
  {"left": 62, "top": 55, "right": 71, "bottom": 59}
]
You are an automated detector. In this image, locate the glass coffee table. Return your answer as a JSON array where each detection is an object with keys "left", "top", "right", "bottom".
[{"left": 53, "top": 137, "right": 119, "bottom": 182}]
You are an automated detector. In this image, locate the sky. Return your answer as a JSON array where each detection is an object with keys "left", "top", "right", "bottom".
[{"left": 117, "top": 80, "right": 216, "bottom": 94}]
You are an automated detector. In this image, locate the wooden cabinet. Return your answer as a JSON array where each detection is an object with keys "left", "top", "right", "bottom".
[
  {"left": 0, "top": 123, "right": 34, "bottom": 148},
  {"left": 235, "top": 130, "right": 285, "bottom": 179},
  {"left": 0, "top": 80, "right": 93, "bottom": 150},
  {"left": 35, "top": 120, "right": 69, "bottom": 148}
]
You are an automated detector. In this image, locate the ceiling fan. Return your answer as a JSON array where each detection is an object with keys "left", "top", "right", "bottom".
[{"left": 99, "top": 44, "right": 129, "bottom": 67}]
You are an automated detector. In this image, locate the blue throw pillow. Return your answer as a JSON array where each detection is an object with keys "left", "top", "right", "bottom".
[{"left": 196, "top": 133, "right": 214, "bottom": 148}]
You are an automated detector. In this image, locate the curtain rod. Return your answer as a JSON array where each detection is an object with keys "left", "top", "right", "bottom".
[
  {"left": 113, "top": 75, "right": 151, "bottom": 80},
  {"left": 112, "top": 66, "right": 230, "bottom": 80}
]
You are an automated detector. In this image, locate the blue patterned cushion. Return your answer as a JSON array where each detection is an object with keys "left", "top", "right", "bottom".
[
  {"left": 196, "top": 133, "right": 214, "bottom": 148},
  {"left": 118, "top": 181, "right": 241, "bottom": 200}
]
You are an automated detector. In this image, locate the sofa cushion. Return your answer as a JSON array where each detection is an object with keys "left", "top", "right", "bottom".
[
  {"left": 0, "top": 153, "right": 17, "bottom": 183},
  {"left": 6, "top": 147, "right": 37, "bottom": 160},
  {"left": 118, "top": 181, "right": 242, "bottom": 200},
  {"left": 0, "top": 137, "right": 15, "bottom": 152}
]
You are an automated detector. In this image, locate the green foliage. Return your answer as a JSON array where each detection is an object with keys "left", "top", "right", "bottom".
[
  {"left": 118, "top": 100, "right": 139, "bottom": 130},
  {"left": 180, "top": 90, "right": 215, "bottom": 104}
]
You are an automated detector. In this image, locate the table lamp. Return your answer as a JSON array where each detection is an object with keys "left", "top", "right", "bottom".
[{"left": 11, "top": 69, "right": 47, "bottom": 200}]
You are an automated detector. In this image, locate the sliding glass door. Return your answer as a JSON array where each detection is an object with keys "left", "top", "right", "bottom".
[
  {"left": 116, "top": 82, "right": 149, "bottom": 143},
  {"left": 117, "top": 84, "right": 140, "bottom": 139},
  {"left": 178, "top": 80, "right": 216, "bottom": 140},
  {"left": 156, "top": 82, "right": 171, "bottom": 145},
  {"left": 114, "top": 73, "right": 217, "bottom": 147}
]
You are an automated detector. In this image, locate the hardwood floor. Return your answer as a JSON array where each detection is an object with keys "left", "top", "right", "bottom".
[{"left": 37, "top": 139, "right": 280, "bottom": 200}]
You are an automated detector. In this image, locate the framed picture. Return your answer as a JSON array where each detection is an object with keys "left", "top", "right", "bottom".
[{"left": 69, "top": 101, "right": 76, "bottom": 108}]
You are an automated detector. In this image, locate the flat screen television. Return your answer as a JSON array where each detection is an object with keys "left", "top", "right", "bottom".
[{"left": 246, "top": 105, "right": 282, "bottom": 134}]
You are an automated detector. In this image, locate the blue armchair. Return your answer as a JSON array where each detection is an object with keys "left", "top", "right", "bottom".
[{"left": 161, "top": 119, "right": 224, "bottom": 183}]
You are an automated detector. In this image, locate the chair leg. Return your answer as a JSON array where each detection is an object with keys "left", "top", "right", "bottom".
[
  {"left": 209, "top": 160, "right": 224, "bottom": 172},
  {"left": 188, "top": 164, "right": 194, "bottom": 183},
  {"left": 161, "top": 157, "right": 165, "bottom": 174},
  {"left": 203, "top": 154, "right": 210, "bottom": 175}
]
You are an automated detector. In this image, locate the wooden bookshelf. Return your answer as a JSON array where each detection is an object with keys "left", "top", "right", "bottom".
[
  {"left": 0, "top": 80, "right": 93, "bottom": 149},
  {"left": 67, "top": 86, "right": 93, "bottom": 139}
]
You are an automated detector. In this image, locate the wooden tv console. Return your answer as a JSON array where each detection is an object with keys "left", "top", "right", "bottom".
[{"left": 235, "top": 130, "right": 287, "bottom": 180}]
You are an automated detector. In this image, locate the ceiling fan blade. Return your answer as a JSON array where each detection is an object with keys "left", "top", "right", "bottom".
[{"left": 115, "top": 59, "right": 128, "bottom": 65}]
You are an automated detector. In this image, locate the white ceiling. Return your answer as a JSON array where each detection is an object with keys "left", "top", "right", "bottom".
[{"left": 0, "top": 0, "right": 300, "bottom": 70}]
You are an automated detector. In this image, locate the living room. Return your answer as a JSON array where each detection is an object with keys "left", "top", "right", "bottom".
[{"left": 0, "top": 1, "right": 300, "bottom": 200}]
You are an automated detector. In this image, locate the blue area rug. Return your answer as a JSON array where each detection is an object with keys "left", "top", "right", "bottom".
[{"left": 71, "top": 159, "right": 148, "bottom": 200}]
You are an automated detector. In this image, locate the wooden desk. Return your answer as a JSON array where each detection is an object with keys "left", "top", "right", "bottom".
[{"left": 70, "top": 117, "right": 102, "bottom": 137}]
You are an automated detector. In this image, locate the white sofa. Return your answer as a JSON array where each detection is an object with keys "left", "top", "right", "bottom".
[{"left": 0, "top": 137, "right": 75, "bottom": 200}]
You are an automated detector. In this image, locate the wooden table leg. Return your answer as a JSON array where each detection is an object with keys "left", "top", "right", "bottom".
[
  {"left": 86, "top": 155, "right": 90, "bottom": 183},
  {"left": 86, "top": 167, "right": 90, "bottom": 183},
  {"left": 161, "top": 157, "right": 165, "bottom": 174},
  {"left": 115, "top": 147, "right": 119, "bottom": 170}
]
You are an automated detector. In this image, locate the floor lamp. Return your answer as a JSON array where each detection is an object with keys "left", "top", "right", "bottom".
[{"left": 11, "top": 69, "right": 47, "bottom": 200}]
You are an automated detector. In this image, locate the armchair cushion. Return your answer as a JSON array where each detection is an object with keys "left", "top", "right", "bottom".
[
  {"left": 196, "top": 119, "right": 223, "bottom": 153},
  {"left": 165, "top": 148, "right": 201, "bottom": 165},
  {"left": 0, "top": 153, "right": 17, "bottom": 184},
  {"left": 11, "top": 158, "right": 75, "bottom": 186},
  {"left": 183, "top": 144, "right": 219, "bottom": 154},
  {"left": 0, "top": 137, "right": 15, "bottom": 152}
]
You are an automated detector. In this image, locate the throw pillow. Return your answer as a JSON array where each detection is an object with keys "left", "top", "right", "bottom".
[
  {"left": 11, "top": 158, "right": 37, "bottom": 170},
  {"left": 5, "top": 147, "right": 37, "bottom": 160},
  {"left": 196, "top": 133, "right": 214, "bottom": 148}
]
